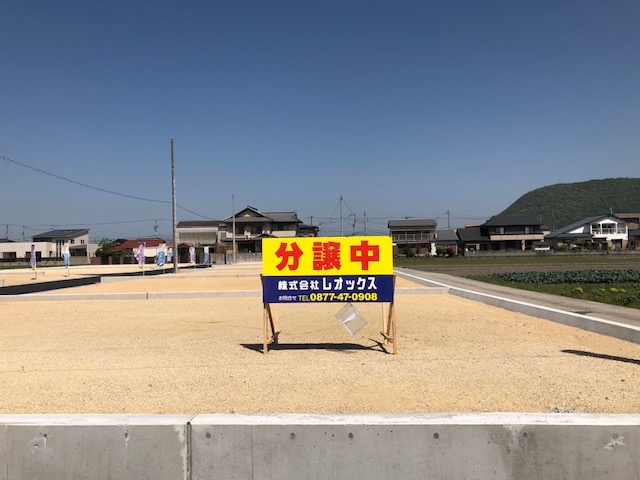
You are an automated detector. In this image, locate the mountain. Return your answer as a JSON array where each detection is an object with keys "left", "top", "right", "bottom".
[{"left": 498, "top": 178, "right": 640, "bottom": 231}]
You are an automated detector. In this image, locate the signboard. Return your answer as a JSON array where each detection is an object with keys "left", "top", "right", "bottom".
[{"left": 262, "top": 236, "right": 393, "bottom": 303}]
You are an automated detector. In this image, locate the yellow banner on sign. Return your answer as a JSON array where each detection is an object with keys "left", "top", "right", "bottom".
[{"left": 262, "top": 236, "right": 393, "bottom": 277}]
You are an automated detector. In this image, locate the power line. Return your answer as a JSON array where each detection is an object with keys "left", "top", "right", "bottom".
[{"left": 1, "top": 154, "right": 215, "bottom": 220}]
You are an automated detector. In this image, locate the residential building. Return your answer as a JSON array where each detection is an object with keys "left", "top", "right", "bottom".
[
  {"left": 545, "top": 214, "right": 629, "bottom": 250},
  {"left": 221, "top": 206, "right": 303, "bottom": 253},
  {"left": 176, "top": 220, "right": 222, "bottom": 248},
  {"left": 628, "top": 229, "right": 640, "bottom": 251},
  {"left": 0, "top": 229, "right": 97, "bottom": 264},
  {"left": 32, "top": 229, "right": 93, "bottom": 258},
  {"left": 387, "top": 219, "right": 437, "bottom": 256},
  {"left": 457, "top": 215, "right": 544, "bottom": 254},
  {"left": 432, "top": 229, "right": 459, "bottom": 256},
  {"left": 110, "top": 238, "right": 171, "bottom": 259},
  {"left": 298, "top": 223, "right": 320, "bottom": 237}
]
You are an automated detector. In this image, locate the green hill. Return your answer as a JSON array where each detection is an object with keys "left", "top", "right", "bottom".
[{"left": 499, "top": 178, "right": 640, "bottom": 230}]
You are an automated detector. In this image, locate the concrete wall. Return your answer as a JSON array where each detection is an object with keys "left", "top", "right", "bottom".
[{"left": 0, "top": 414, "right": 638, "bottom": 480}]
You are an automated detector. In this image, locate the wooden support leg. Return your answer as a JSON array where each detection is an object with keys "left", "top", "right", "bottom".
[{"left": 263, "top": 304, "right": 269, "bottom": 354}]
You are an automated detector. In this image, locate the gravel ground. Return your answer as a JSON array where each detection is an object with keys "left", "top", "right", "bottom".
[{"left": 0, "top": 264, "right": 638, "bottom": 414}]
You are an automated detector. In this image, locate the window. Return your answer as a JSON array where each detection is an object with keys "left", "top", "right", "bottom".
[
  {"left": 235, "top": 225, "right": 244, "bottom": 235},
  {"left": 251, "top": 225, "right": 261, "bottom": 235}
]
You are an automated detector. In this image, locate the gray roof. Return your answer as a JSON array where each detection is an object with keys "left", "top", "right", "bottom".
[
  {"left": 177, "top": 220, "right": 221, "bottom": 228},
  {"left": 262, "top": 211, "right": 301, "bottom": 223},
  {"left": 222, "top": 207, "right": 301, "bottom": 224},
  {"left": 32, "top": 229, "right": 89, "bottom": 240},
  {"left": 482, "top": 215, "right": 541, "bottom": 227},
  {"left": 387, "top": 218, "right": 437, "bottom": 229},
  {"left": 433, "top": 229, "right": 459, "bottom": 243},
  {"left": 457, "top": 227, "right": 488, "bottom": 242}
]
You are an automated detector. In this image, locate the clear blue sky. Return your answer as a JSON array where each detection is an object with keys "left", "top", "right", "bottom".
[{"left": 2, "top": 1, "right": 639, "bottom": 241}]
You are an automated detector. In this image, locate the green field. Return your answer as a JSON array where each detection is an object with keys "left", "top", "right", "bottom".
[{"left": 395, "top": 255, "right": 640, "bottom": 309}]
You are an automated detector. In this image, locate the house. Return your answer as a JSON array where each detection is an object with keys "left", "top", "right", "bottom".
[
  {"left": 298, "top": 223, "right": 320, "bottom": 237},
  {"left": 432, "top": 229, "right": 460, "bottom": 256},
  {"left": 176, "top": 220, "right": 222, "bottom": 249},
  {"left": 628, "top": 229, "right": 640, "bottom": 251},
  {"left": 457, "top": 215, "right": 544, "bottom": 254},
  {"left": 220, "top": 206, "right": 303, "bottom": 253},
  {"left": 614, "top": 213, "right": 640, "bottom": 231},
  {"left": 31, "top": 229, "right": 94, "bottom": 258},
  {"left": 0, "top": 229, "right": 97, "bottom": 265},
  {"left": 545, "top": 214, "right": 629, "bottom": 250},
  {"left": 387, "top": 219, "right": 437, "bottom": 256},
  {"left": 110, "top": 238, "right": 168, "bottom": 256}
]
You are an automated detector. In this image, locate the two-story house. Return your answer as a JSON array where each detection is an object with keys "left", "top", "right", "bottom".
[
  {"left": 545, "top": 214, "right": 629, "bottom": 250},
  {"left": 221, "top": 206, "right": 302, "bottom": 253},
  {"left": 0, "top": 229, "right": 97, "bottom": 265},
  {"left": 457, "top": 215, "right": 544, "bottom": 253},
  {"left": 387, "top": 219, "right": 437, "bottom": 256}
]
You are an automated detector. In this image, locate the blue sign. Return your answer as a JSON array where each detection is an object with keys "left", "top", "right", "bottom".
[{"left": 262, "top": 275, "right": 394, "bottom": 304}]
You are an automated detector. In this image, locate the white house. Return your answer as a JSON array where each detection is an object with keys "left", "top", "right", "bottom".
[
  {"left": 0, "top": 229, "right": 97, "bottom": 264},
  {"left": 545, "top": 215, "right": 629, "bottom": 250}
]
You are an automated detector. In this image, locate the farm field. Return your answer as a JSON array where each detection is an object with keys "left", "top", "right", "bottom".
[{"left": 397, "top": 255, "right": 640, "bottom": 309}]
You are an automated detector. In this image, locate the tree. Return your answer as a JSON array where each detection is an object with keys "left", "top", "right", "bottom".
[{"left": 95, "top": 238, "right": 119, "bottom": 257}]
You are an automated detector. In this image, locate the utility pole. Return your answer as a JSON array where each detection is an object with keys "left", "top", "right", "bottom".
[
  {"left": 171, "top": 138, "right": 178, "bottom": 273},
  {"left": 363, "top": 211, "right": 367, "bottom": 235},
  {"left": 232, "top": 193, "right": 236, "bottom": 264},
  {"left": 340, "top": 195, "right": 344, "bottom": 236},
  {"left": 447, "top": 210, "right": 451, "bottom": 230}
]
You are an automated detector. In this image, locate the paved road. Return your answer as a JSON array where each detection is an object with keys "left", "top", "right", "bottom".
[{"left": 396, "top": 267, "right": 640, "bottom": 331}]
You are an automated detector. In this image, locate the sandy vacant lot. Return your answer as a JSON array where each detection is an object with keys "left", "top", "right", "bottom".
[{"left": 0, "top": 264, "right": 638, "bottom": 414}]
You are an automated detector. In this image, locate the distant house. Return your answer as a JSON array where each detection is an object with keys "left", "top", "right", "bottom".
[
  {"left": 629, "top": 229, "right": 640, "bottom": 251},
  {"left": 457, "top": 215, "right": 544, "bottom": 254},
  {"left": 387, "top": 219, "right": 437, "bottom": 256},
  {"left": 0, "top": 228, "right": 97, "bottom": 264},
  {"left": 432, "top": 229, "right": 460, "bottom": 256},
  {"left": 298, "top": 224, "right": 320, "bottom": 237},
  {"left": 176, "top": 220, "right": 222, "bottom": 248},
  {"left": 545, "top": 214, "right": 629, "bottom": 250},
  {"left": 614, "top": 213, "right": 640, "bottom": 231},
  {"left": 110, "top": 238, "right": 171, "bottom": 261},
  {"left": 221, "top": 206, "right": 303, "bottom": 253},
  {"left": 32, "top": 229, "right": 93, "bottom": 258}
]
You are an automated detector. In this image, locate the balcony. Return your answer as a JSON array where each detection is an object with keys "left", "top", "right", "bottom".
[{"left": 392, "top": 233, "right": 433, "bottom": 242}]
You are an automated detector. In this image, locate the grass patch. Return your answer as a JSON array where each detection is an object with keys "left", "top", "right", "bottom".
[
  {"left": 468, "top": 275, "right": 640, "bottom": 309},
  {"left": 394, "top": 255, "right": 640, "bottom": 268}
]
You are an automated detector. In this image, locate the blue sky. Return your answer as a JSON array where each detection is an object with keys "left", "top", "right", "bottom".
[{"left": 1, "top": 1, "right": 639, "bottom": 241}]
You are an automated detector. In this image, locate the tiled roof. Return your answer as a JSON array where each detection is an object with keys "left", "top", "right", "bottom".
[{"left": 112, "top": 238, "right": 168, "bottom": 251}]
